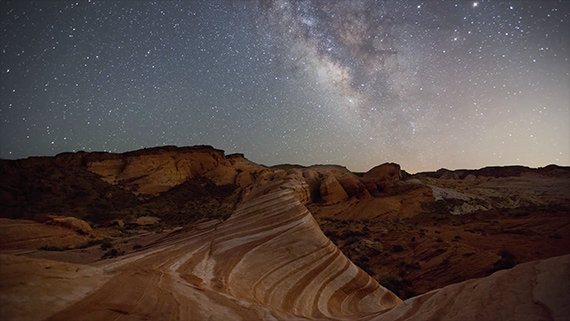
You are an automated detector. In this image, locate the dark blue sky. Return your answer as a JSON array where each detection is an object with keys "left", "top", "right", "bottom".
[{"left": 1, "top": 0, "right": 568, "bottom": 172}]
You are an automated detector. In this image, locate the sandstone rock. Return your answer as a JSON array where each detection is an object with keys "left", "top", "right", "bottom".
[
  {"left": 46, "top": 216, "right": 93, "bottom": 236},
  {"left": 0, "top": 254, "right": 109, "bottom": 321},
  {"left": 348, "top": 239, "right": 384, "bottom": 255},
  {"left": 134, "top": 216, "right": 160, "bottom": 226},
  {"left": 31, "top": 176, "right": 400, "bottom": 321},
  {"left": 336, "top": 172, "right": 368, "bottom": 197},
  {"left": 464, "top": 174, "right": 477, "bottom": 180},
  {"left": 319, "top": 173, "right": 349, "bottom": 204},
  {"left": 212, "top": 177, "right": 401, "bottom": 318},
  {"left": 85, "top": 146, "right": 228, "bottom": 195},
  {"left": 0, "top": 218, "right": 89, "bottom": 250},
  {"left": 299, "top": 166, "right": 368, "bottom": 204},
  {"left": 439, "top": 171, "right": 460, "bottom": 179},
  {"left": 301, "top": 168, "right": 322, "bottom": 203},
  {"left": 372, "top": 255, "right": 570, "bottom": 321},
  {"left": 104, "top": 219, "right": 124, "bottom": 228},
  {"left": 360, "top": 163, "right": 402, "bottom": 196}
]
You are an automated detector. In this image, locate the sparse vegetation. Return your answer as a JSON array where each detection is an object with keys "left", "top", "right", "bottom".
[
  {"left": 39, "top": 245, "right": 68, "bottom": 251},
  {"left": 379, "top": 275, "right": 404, "bottom": 295},
  {"left": 354, "top": 255, "right": 374, "bottom": 276},
  {"left": 391, "top": 244, "right": 404, "bottom": 253},
  {"left": 100, "top": 238, "right": 113, "bottom": 251},
  {"left": 101, "top": 248, "right": 125, "bottom": 259},
  {"left": 344, "top": 236, "right": 361, "bottom": 246},
  {"left": 78, "top": 239, "right": 105, "bottom": 249},
  {"left": 339, "top": 229, "right": 365, "bottom": 240},
  {"left": 492, "top": 249, "right": 516, "bottom": 272}
]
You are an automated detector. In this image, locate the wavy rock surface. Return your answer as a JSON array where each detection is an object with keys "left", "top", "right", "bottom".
[
  {"left": 371, "top": 254, "right": 570, "bottom": 321},
  {"left": 0, "top": 254, "right": 109, "bottom": 321},
  {"left": 0, "top": 218, "right": 91, "bottom": 251},
  {"left": 27, "top": 177, "right": 400, "bottom": 321},
  {"left": 209, "top": 178, "right": 400, "bottom": 318}
]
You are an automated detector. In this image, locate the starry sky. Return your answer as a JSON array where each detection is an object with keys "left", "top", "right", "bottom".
[{"left": 1, "top": 0, "right": 569, "bottom": 173}]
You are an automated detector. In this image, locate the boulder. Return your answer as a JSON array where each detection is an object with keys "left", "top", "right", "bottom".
[
  {"left": 45, "top": 216, "right": 93, "bottom": 236},
  {"left": 319, "top": 174, "right": 349, "bottom": 204},
  {"left": 134, "top": 216, "right": 160, "bottom": 226},
  {"left": 360, "top": 163, "right": 402, "bottom": 196}
]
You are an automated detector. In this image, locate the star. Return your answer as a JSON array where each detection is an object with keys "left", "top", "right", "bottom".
[{"left": 0, "top": 0, "right": 568, "bottom": 173}]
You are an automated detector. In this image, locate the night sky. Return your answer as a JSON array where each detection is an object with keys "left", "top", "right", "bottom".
[{"left": 1, "top": 0, "right": 568, "bottom": 173}]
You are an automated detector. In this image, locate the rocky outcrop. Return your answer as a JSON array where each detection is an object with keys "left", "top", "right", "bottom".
[
  {"left": 296, "top": 166, "right": 369, "bottom": 204},
  {"left": 360, "top": 163, "right": 402, "bottom": 196},
  {"left": 423, "top": 173, "right": 570, "bottom": 215},
  {"left": 371, "top": 254, "right": 570, "bottom": 321},
  {"left": 85, "top": 146, "right": 229, "bottom": 195},
  {"left": 208, "top": 177, "right": 400, "bottom": 318},
  {"left": 319, "top": 173, "right": 350, "bottom": 204},
  {"left": 45, "top": 216, "right": 94, "bottom": 236},
  {"left": 0, "top": 219, "right": 90, "bottom": 250},
  {"left": 417, "top": 164, "right": 570, "bottom": 180}
]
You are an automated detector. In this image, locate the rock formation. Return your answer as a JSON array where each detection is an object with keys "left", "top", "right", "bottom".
[
  {"left": 370, "top": 254, "right": 570, "bottom": 321},
  {"left": 0, "top": 254, "right": 109, "bottom": 321},
  {"left": 45, "top": 216, "right": 94, "bottom": 236},
  {"left": 360, "top": 163, "right": 402, "bottom": 196},
  {"left": 3, "top": 177, "right": 400, "bottom": 320},
  {"left": 0, "top": 218, "right": 90, "bottom": 251},
  {"left": 1, "top": 145, "right": 569, "bottom": 320}
]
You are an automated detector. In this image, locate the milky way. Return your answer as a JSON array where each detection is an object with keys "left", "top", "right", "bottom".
[{"left": 1, "top": 0, "right": 569, "bottom": 172}]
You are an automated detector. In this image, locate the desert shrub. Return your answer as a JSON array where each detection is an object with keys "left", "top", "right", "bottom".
[
  {"left": 379, "top": 275, "right": 404, "bottom": 294},
  {"left": 354, "top": 255, "right": 374, "bottom": 276},
  {"left": 102, "top": 248, "right": 124, "bottom": 259},
  {"left": 344, "top": 236, "right": 361, "bottom": 246},
  {"left": 505, "top": 229, "right": 532, "bottom": 235},
  {"left": 118, "top": 226, "right": 139, "bottom": 237},
  {"left": 339, "top": 229, "right": 364, "bottom": 240},
  {"left": 100, "top": 238, "right": 113, "bottom": 251},
  {"left": 549, "top": 234, "right": 562, "bottom": 239},
  {"left": 492, "top": 249, "right": 516, "bottom": 271},
  {"left": 404, "top": 261, "right": 421, "bottom": 270},
  {"left": 324, "top": 230, "right": 339, "bottom": 240},
  {"left": 39, "top": 245, "right": 67, "bottom": 251},
  {"left": 78, "top": 239, "right": 104, "bottom": 249},
  {"left": 392, "top": 244, "right": 404, "bottom": 253}
]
